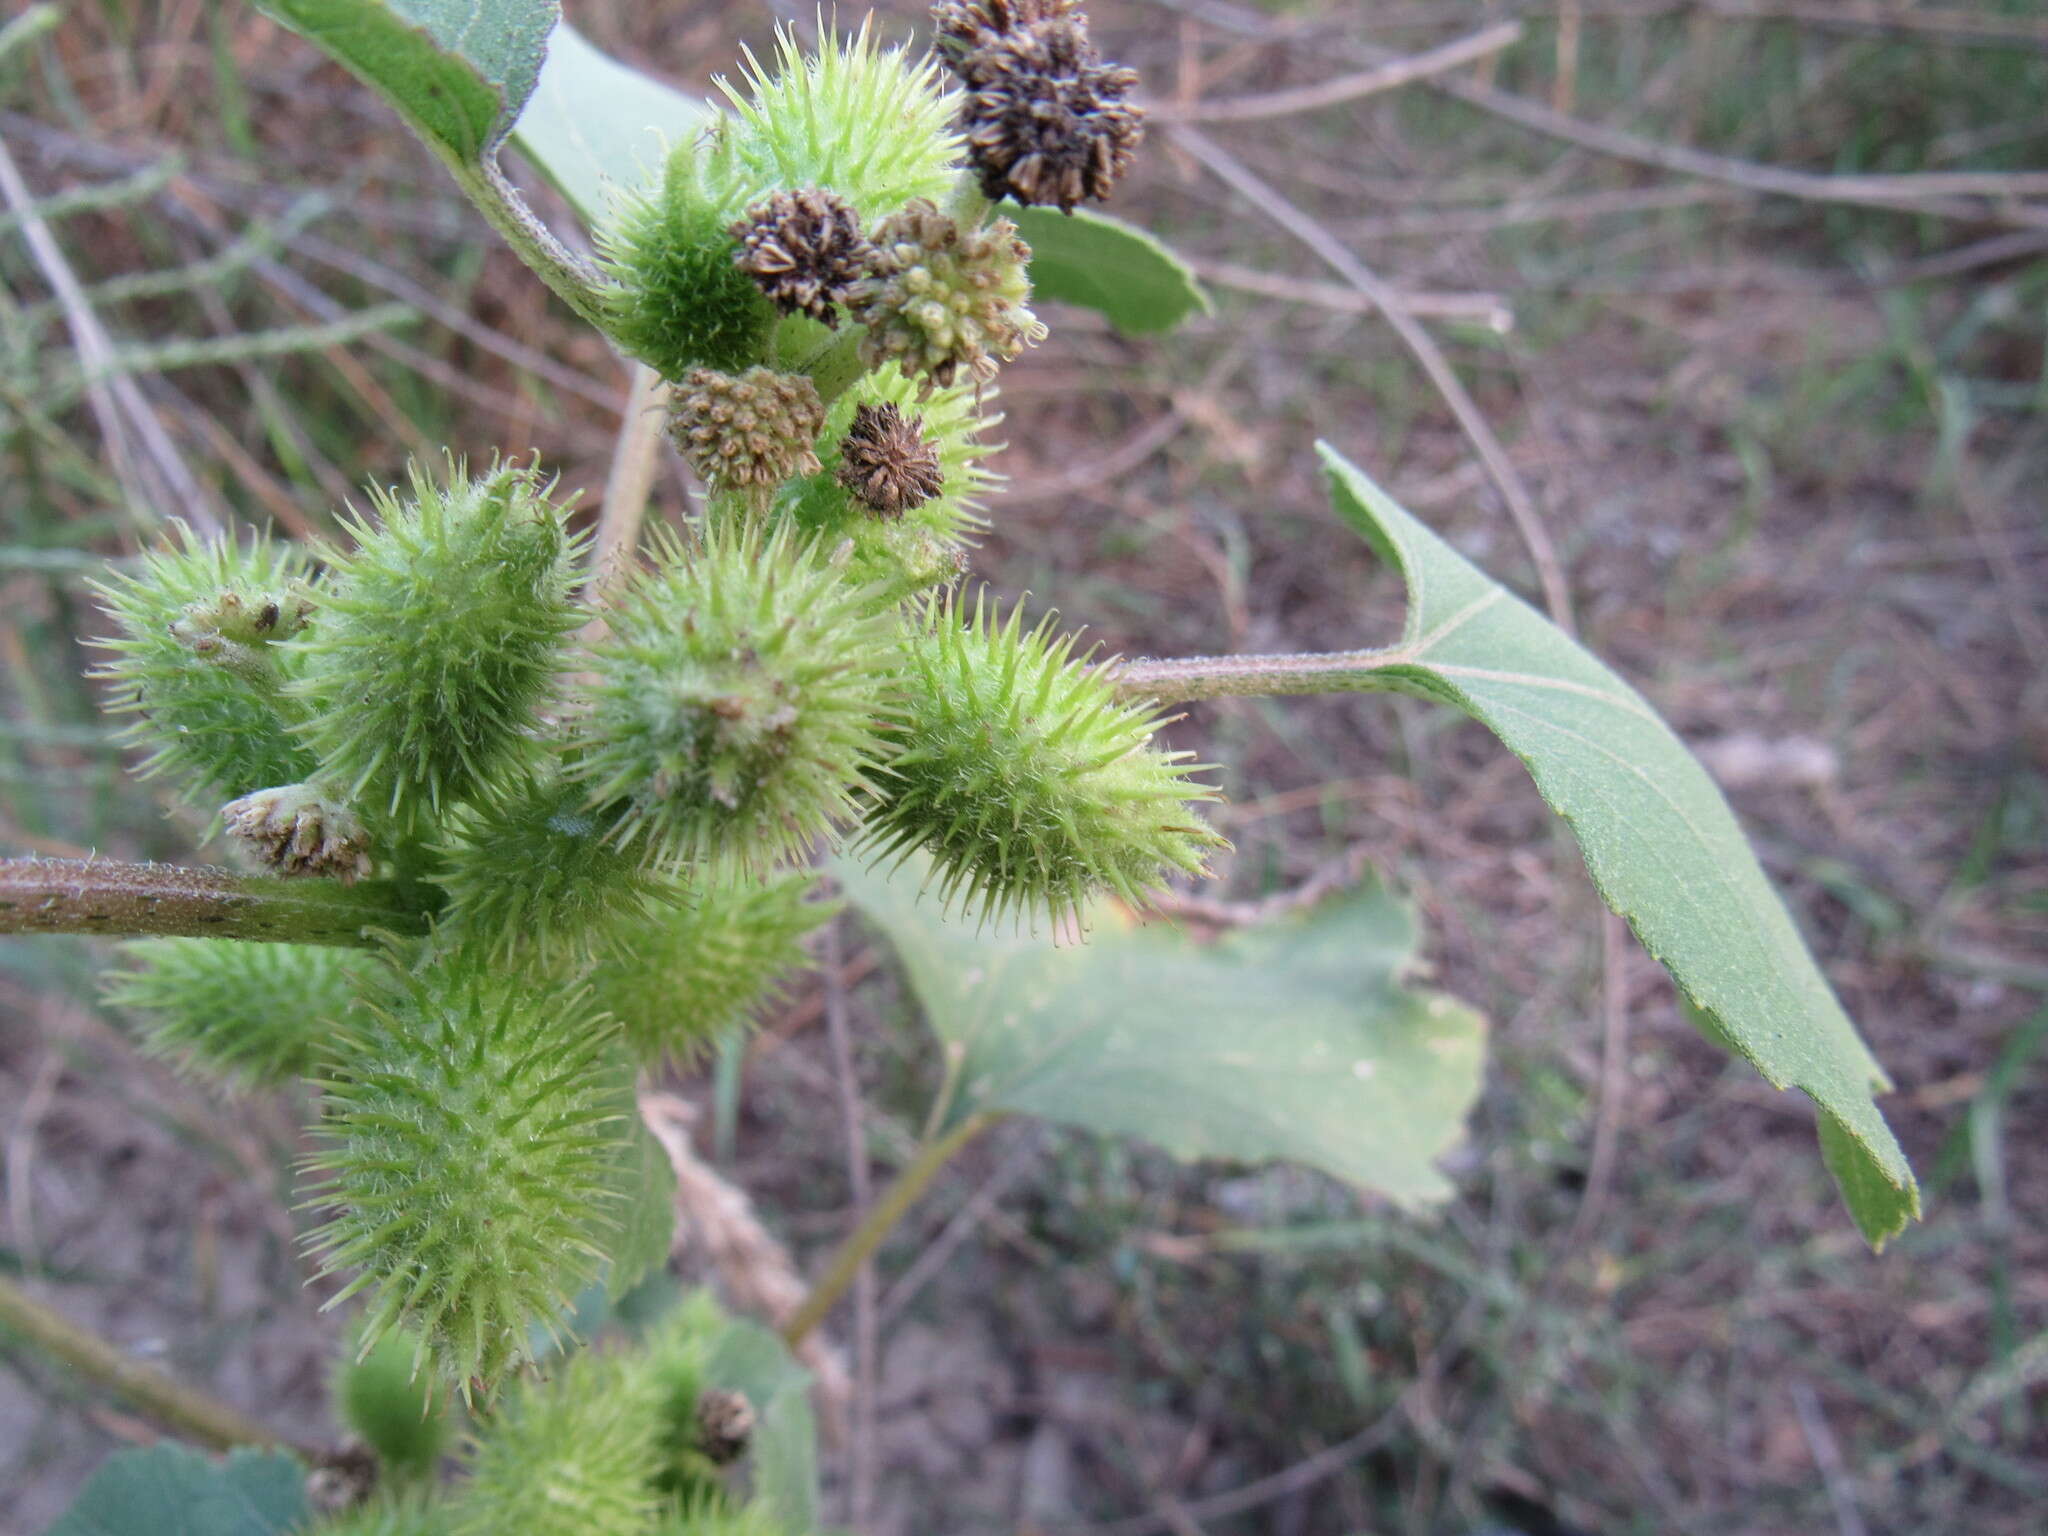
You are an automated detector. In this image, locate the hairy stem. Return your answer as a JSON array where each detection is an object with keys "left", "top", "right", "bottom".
[
  {"left": 0, "top": 1274, "right": 314, "bottom": 1455},
  {"left": 781, "top": 1111, "right": 1001, "bottom": 1349},
  {"left": 1112, "top": 649, "right": 1413, "bottom": 703},
  {"left": 0, "top": 857, "right": 428, "bottom": 945},
  {"left": 450, "top": 160, "right": 612, "bottom": 333}
]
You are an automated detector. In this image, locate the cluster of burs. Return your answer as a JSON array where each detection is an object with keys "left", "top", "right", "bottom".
[{"left": 88, "top": 5, "right": 1221, "bottom": 1533}]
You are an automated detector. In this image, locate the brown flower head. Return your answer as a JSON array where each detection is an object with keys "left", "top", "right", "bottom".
[
  {"left": 837, "top": 402, "right": 947, "bottom": 517},
  {"left": 221, "top": 783, "right": 372, "bottom": 882},
  {"left": 729, "top": 187, "right": 876, "bottom": 327},
  {"left": 931, "top": 0, "right": 1079, "bottom": 64},
  {"left": 846, "top": 200, "right": 1045, "bottom": 391},
  {"left": 670, "top": 366, "right": 826, "bottom": 496},
  {"left": 931, "top": 0, "right": 1144, "bottom": 211},
  {"left": 694, "top": 1388, "right": 756, "bottom": 1467}
]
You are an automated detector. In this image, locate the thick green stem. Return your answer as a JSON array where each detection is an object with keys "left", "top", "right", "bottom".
[
  {"left": 1112, "top": 649, "right": 1414, "bottom": 703},
  {"left": 781, "top": 1111, "right": 1001, "bottom": 1349},
  {"left": 0, "top": 1274, "right": 313, "bottom": 1455},
  {"left": 0, "top": 857, "right": 428, "bottom": 945}
]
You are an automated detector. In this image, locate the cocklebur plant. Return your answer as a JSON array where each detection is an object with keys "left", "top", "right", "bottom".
[{"left": 5, "top": 4, "right": 1924, "bottom": 1532}]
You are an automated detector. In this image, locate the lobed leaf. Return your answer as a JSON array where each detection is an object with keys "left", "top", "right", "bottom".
[
  {"left": 45, "top": 1445, "right": 305, "bottom": 1536},
  {"left": 511, "top": 20, "right": 706, "bottom": 224},
  {"left": 1313, "top": 444, "right": 1918, "bottom": 1246},
  {"left": 253, "top": 0, "right": 558, "bottom": 166},
  {"left": 838, "top": 853, "right": 1486, "bottom": 1205}
]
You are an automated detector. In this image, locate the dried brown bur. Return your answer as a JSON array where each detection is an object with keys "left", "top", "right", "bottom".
[
  {"left": 836, "top": 402, "right": 946, "bottom": 517},
  {"left": 729, "top": 187, "right": 876, "bottom": 326}
]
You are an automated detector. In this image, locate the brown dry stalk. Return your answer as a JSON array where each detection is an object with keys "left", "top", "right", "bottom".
[{"left": 637, "top": 1090, "right": 852, "bottom": 1438}]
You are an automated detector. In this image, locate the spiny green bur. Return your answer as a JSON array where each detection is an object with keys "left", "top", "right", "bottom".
[
  {"left": 305, "top": 1493, "right": 451, "bottom": 1536},
  {"left": 105, "top": 939, "right": 371, "bottom": 1089},
  {"left": 720, "top": 22, "right": 962, "bottom": 218},
  {"left": 434, "top": 768, "right": 676, "bottom": 967},
  {"left": 571, "top": 524, "right": 898, "bottom": 874},
  {"left": 446, "top": 1349, "right": 662, "bottom": 1536},
  {"left": 864, "top": 594, "right": 1228, "bottom": 926},
  {"left": 335, "top": 1326, "right": 450, "bottom": 1481},
  {"left": 599, "top": 132, "right": 777, "bottom": 379},
  {"left": 777, "top": 369, "right": 1000, "bottom": 602},
  {"left": 90, "top": 523, "right": 320, "bottom": 801},
  {"left": 589, "top": 872, "right": 828, "bottom": 1066},
  {"left": 302, "top": 955, "right": 631, "bottom": 1396},
  {"left": 288, "top": 459, "right": 582, "bottom": 824}
]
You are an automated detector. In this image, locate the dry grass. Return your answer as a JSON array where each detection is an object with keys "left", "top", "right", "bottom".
[{"left": 1, "top": 1, "right": 2044, "bottom": 1532}]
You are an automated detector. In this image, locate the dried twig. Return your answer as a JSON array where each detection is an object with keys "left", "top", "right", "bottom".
[
  {"left": 1165, "top": 122, "right": 1575, "bottom": 628},
  {"left": 820, "top": 920, "right": 878, "bottom": 1529},
  {"left": 637, "top": 1091, "right": 853, "bottom": 1435},
  {"left": 0, "top": 137, "right": 219, "bottom": 532},
  {"left": 1147, "top": 20, "right": 1521, "bottom": 122}
]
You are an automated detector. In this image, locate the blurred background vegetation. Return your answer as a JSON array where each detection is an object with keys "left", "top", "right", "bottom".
[{"left": 0, "top": 1, "right": 2043, "bottom": 1532}]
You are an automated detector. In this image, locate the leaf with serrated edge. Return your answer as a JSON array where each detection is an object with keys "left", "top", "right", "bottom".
[
  {"left": 254, "top": 0, "right": 557, "bottom": 165},
  {"left": 838, "top": 853, "right": 1485, "bottom": 1205},
  {"left": 510, "top": 19, "right": 707, "bottom": 225},
  {"left": 1009, "top": 205, "right": 1211, "bottom": 336},
  {"left": 46, "top": 1445, "right": 306, "bottom": 1536},
  {"left": 1315, "top": 442, "right": 1917, "bottom": 1247}
]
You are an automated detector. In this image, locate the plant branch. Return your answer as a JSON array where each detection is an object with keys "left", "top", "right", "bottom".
[
  {"left": 449, "top": 159, "right": 613, "bottom": 332},
  {"left": 0, "top": 1274, "right": 314, "bottom": 1456},
  {"left": 1112, "top": 648, "right": 1418, "bottom": 702},
  {"left": 0, "top": 857, "right": 428, "bottom": 945},
  {"left": 781, "top": 1111, "right": 1002, "bottom": 1350}
]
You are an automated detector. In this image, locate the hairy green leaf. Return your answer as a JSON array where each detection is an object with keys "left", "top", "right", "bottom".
[
  {"left": 46, "top": 1445, "right": 306, "bottom": 1536},
  {"left": 254, "top": 0, "right": 557, "bottom": 165},
  {"left": 838, "top": 854, "right": 1485, "bottom": 1204},
  {"left": 511, "top": 20, "right": 705, "bottom": 224},
  {"left": 1316, "top": 443, "right": 1918, "bottom": 1246},
  {"left": 1009, "top": 205, "right": 1210, "bottom": 336}
]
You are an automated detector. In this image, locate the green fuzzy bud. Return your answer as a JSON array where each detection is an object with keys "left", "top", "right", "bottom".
[
  {"left": 288, "top": 459, "right": 582, "bottom": 823},
  {"left": 335, "top": 1326, "right": 450, "bottom": 1482},
  {"left": 624, "top": 1291, "right": 730, "bottom": 1501},
  {"left": 862, "top": 593, "right": 1228, "bottom": 926},
  {"left": 776, "top": 368, "right": 999, "bottom": 602},
  {"left": 434, "top": 768, "right": 677, "bottom": 968},
  {"left": 588, "top": 873, "right": 827, "bottom": 1066},
  {"left": 105, "top": 938, "right": 372, "bottom": 1089},
  {"left": 306, "top": 1493, "right": 450, "bottom": 1536},
  {"left": 447, "top": 1349, "right": 662, "bottom": 1536},
  {"left": 90, "top": 522, "right": 321, "bottom": 801},
  {"left": 720, "top": 21, "right": 962, "bottom": 220},
  {"left": 599, "top": 131, "right": 778, "bottom": 380},
  {"left": 651, "top": 1493, "right": 784, "bottom": 1536},
  {"left": 570, "top": 525, "right": 899, "bottom": 875},
  {"left": 302, "top": 956, "right": 632, "bottom": 1396}
]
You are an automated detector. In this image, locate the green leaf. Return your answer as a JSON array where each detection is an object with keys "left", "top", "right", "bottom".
[
  {"left": 1315, "top": 442, "right": 1919, "bottom": 1246},
  {"left": 253, "top": 0, "right": 558, "bottom": 165},
  {"left": 1008, "top": 205, "right": 1211, "bottom": 336},
  {"left": 836, "top": 854, "right": 1486, "bottom": 1204},
  {"left": 45, "top": 1445, "right": 306, "bottom": 1536},
  {"left": 704, "top": 1318, "right": 817, "bottom": 1533},
  {"left": 510, "top": 20, "right": 707, "bottom": 225}
]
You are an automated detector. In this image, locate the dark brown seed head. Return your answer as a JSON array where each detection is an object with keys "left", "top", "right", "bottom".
[
  {"left": 837, "top": 403, "right": 947, "bottom": 517},
  {"left": 670, "top": 366, "right": 826, "bottom": 495},
  {"left": 940, "top": 10, "right": 1145, "bottom": 211},
  {"left": 729, "top": 187, "right": 876, "bottom": 327},
  {"left": 932, "top": 0, "right": 1079, "bottom": 63},
  {"left": 693, "top": 1388, "right": 756, "bottom": 1466}
]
